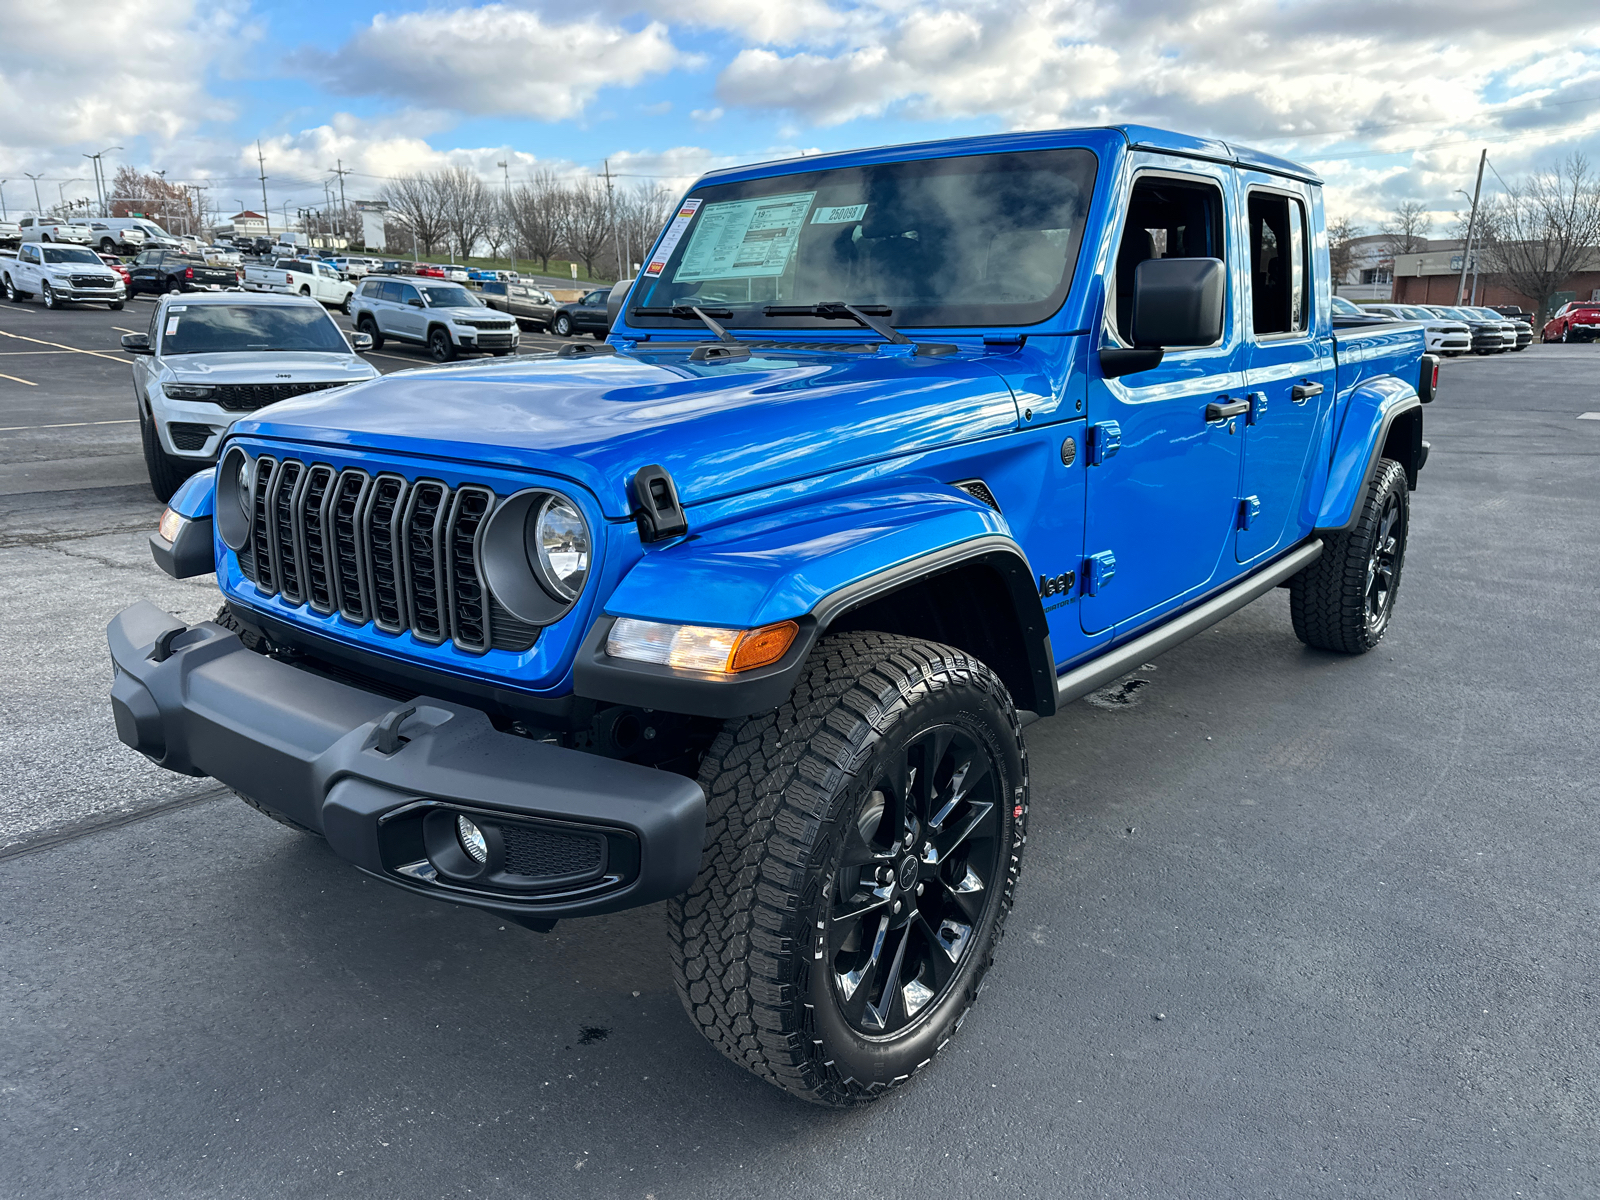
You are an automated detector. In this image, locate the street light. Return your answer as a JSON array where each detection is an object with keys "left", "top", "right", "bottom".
[
  {"left": 0, "top": 180, "right": 7, "bottom": 221},
  {"left": 83, "top": 146, "right": 122, "bottom": 217},
  {"left": 24, "top": 172, "right": 44, "bottom": 215}
]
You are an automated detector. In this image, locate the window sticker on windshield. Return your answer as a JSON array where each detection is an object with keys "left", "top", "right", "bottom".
[
  {"left": 672, "top": 192, "right": 816, "bottom": 283},
  {"left": 644, "top": 199, "right": 703, "bottom": 277},
  {"left": 810, "top": 203, "right": 868, "bottom": 225},
  {"left": 168, "top": 305, "right": 187, "bottom": 312},
  {"left": 165, "top": 317, "right": 181, "bottom": 335}
]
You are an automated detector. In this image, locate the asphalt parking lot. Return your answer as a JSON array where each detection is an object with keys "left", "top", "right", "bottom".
[{"left": 2, "top": 302, "right": 1598, "bottom": 1198}]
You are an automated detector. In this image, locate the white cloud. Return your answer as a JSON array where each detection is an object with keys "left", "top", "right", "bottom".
[
  {"left": 311, "top": 6, "right": 691, "bottom": 121},
  {"left": 690, "top": 107, "right": 725, "bottom": 123}
]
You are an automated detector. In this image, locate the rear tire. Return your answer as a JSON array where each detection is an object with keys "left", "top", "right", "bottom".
[
  {"left": 553, "top": 313, "right": 572, "bottom": 336},
  {"left": 667, "top": 631, "right": 1028, "bottom": 1107},
  {"left": 340, "top": 292, "right": 353, "bottom": 315},
  {"left": 357, "top": 315, "right": 384, "bottom": 350},
  {"left": 1290, "top": 458, "right": 1409, "bottom": 654},
  {"left": 138, "top": 402, "right": 195, "bottom": 503}
]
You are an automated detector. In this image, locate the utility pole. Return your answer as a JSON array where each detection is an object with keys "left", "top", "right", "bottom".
[
  {"left": 497, "top": 160, "right": 511, "bottom": 269},
  {"left": 257, "top": 140, "right": 271, "bottom": 237},
  {"left": 1456, "top": 149, "right": 1487, "bottom": 306},
  {"left": 0, "top": 180, "right": 7, "bottom": 221},
  {"left": 25, "top": 172, "right": 44, "bottom": 216},
  {"left": 328, "top": 159, "right": 351, "bottom": 242},
  {"left": 602, "top": 159, "right": 622, "bottom": 282}
]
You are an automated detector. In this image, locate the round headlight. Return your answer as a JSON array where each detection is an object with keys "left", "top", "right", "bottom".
[
  {"left": 236, "top": 458, "right": 252, "bottom": 515},
  {"left": 533, "top": 495, "right": 590, "bottom": 601}
]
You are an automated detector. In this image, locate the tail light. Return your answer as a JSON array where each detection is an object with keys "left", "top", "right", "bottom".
[
  {"left": 1418, "top": 354, "right": 1440, "bottom": 403},
  {"left": 184, "top": 267, "right": 194, "bottom": 281}
]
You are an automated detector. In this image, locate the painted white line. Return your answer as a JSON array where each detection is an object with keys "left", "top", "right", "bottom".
[
  {"left": 0, "top": 328, "right": 126, "bottom": 362},
  {"left": 112, "top": 326, "right": 140, "bottom": 335},
  {"left": 1579, "top": 412, "right": 1600, "bottom": 420},
  {"left": 366, "top": 351, "right": 433, "bottom": 366},
  {"left": 0, "top": 350, "right": 73, "bottom": 355},
  {"left": 0, "top": 371, "right": 38, "bottom": 387},
  {"left": 0, "top": 417, "right": 134, "bottom": 431}
]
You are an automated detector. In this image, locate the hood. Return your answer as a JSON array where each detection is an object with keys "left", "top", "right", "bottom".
[
  {"left": 234, "top": 343, "right": 1022, "bottom": 518},
  {"left": 166, "top": 352, "right": 377, "bottom": 384}
]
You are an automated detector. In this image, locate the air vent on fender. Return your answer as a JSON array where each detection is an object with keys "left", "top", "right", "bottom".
[{"left": 952, "top": 479, "right": 1000, "bottom": 512}]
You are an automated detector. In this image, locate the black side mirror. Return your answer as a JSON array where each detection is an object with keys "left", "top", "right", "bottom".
[
  {"left": 1100, "top": 257, "right": 1225, "bottom": 379},
  {"left": 606, "top": 280, "right": 633, "bottom": 329},
  {"left": 407, "top": 298, "right": 424, "bottom": 308},
  {"left": 121, "top": 333, "right": 153, "bottom": 355}
]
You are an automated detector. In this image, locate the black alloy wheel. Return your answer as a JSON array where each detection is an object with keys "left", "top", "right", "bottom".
[
  {"left": 428, "top": 327, "right": 456, "bottom": 362},
  {"left": 827, "top": 723, "right": 1006, "bottom": 1038},
  {"left": 1365, "top": 489, "right": 1404, "bottom": 639},
  {"left": 356, "top": 315, "right": 384, "bottom": 350}
]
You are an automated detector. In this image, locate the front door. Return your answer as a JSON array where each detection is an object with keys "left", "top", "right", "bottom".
[
  {"left": 1236, "top": 180, "right": 1334, "bottom": 562},
  {"left": 1081, "top": 158, "right": 1248, "bottom": 635},
  {"left": 389, "top": 281, "right": 426, "bottom": 341}
]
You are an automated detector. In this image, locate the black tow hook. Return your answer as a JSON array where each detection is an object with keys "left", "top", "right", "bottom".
[
  {"left": 149, "top": 624, "right": 188, "bottom": 663},
  {"left": 374, "top": 706, "right": 417, "bottom": 755}
]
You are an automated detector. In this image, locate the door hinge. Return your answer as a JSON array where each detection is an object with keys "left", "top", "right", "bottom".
[
  {"left": 1084, "top": 551, "right": 1116, "bottom": 595},
  {"left": 1238, "top": 495, "right": 1261, "bottom": 530},
  {"left": 1087, "top": 420, "right": 1121, "bottom": 465},
  {"left": 1246, "top": 391, "right": 1267, "bottom": 425}
]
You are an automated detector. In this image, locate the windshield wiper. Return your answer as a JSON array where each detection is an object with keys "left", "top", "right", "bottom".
[
  {"left": 762, "top": 302, "right": 910, "bottom": 344},
  {"left": 632, "top": 305, "right": 740, "bottom": 343}
]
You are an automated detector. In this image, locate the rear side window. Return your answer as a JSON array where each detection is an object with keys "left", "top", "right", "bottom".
[
  {"left": 360, "top": 279, "right": 382, "bottom": 297},
  {"left": 1113, "top": 175, "right": 1227, "bottom": 344},
  {"left": 379, "top": 282, "right": 403, "bottom": 303},
  {"left": 1247, "top": 192, "right": 1308, "bottom": 336}
]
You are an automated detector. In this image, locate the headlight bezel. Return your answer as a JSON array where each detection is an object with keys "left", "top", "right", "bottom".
[
  {"left": 478, "top": 487, "right": 594, "bottom": 626},
  {"left": 214, "top": 444, "right": 254, "bottom": 550},
  {"left": 162, "top": 382, "right": 218, "bottom": 401}
]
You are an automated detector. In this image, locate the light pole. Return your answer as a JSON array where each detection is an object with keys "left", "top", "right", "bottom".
[
  {"left": 0, "top": 180, "right": 7, "bottom": 221},
  {"left": 25, "top": 172, "right": 44, "bottom": 216},
  {"left": 83, "top": 146, "right": 121, "bottom": 217},
  {"left": 1455, "top": 151, "right": 1486, "bottom": 306}
]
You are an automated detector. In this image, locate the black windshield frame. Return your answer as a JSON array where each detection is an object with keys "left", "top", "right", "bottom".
[{"left": 628, "top": 147, "right": 1098, "bottom": 331}]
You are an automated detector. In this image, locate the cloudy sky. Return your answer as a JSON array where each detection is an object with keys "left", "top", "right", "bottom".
[{"left": 3, "top": 0, "right": 1598, "bottom": 233}]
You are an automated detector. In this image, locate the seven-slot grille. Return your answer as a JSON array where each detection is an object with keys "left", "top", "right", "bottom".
[
  {"left": 212, "top": 381, "right": 344, "bottom": 411},
  {"left": 70, "top": 274, "right": 117, "bottom": 289},
  {"left": 236, "top": 455, "right": 538, "bottom": 654}
]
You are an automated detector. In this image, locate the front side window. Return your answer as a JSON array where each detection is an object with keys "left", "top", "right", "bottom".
[
  {"left": 395, "top": 283, "right": 420, "bottom": 305},
  {"left": 1247, "top": 192, "right": 1308, "bottom": 336},
  {"left": 417, "top": 285, "right": 478, "bottom": 308},
  {"left": 43, "top": 246, "right": 102, "bottom": 265},
  {"left": 631, "top": 147, "right": 1097, "bottom": 329},
  {"left": 158, "top": 304, "right": 349, "bottom": 355},
  {"left": 1112, "top": 175, "right": 1227, "bottom": 344}
]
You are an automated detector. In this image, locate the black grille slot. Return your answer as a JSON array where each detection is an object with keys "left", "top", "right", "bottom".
[
  {"left": 270, "top": 459, "right": 306, "bottom": 604},
  {"left": 364, "top": 474, "right": 409, "bottom": 633},
  {"left": 402, "top": 481, "right": 449, "bottom": 644},
  {"left": 233, "top": 455, "right": 542, "bottom": 656},
  {"left": 71, "top": 274, "right": 116, "bottom": 289},
  {"left": 445, "top": 487, "right": 494, "bottom": 653},
  {"left": 299, "top": 465, "right": 337, "bottom": 613},
  {"left": 500, "top": 825, "right": 603, "bottom": 880},
  {"left": 953, "top": 479, "right": 1000, "bottom": 511},
  {"left": 332, "top": 470, "right": 371, "bottom": 623},
  {"left": 249, "top": 456, "right": 278, "bottom": 594},
  {"left": 212, "top": 381, "right": 343, "bottom": 412},
  {"left": 167, "top": 422, "right": 212, "bottom": 451}
]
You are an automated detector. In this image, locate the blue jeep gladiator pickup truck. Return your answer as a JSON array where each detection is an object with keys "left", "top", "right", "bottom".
[{"left": 110, "top": 125, "right": 1437, "bottom": 1106}]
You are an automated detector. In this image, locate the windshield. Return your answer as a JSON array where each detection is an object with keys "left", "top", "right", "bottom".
[
  {"left": 630, "top": 148, "right": 1097, "bottom": 329},
  {"left": 1472, "top": 308, "right": 1506, "bottom": 320},
  {"left": 159, "top": 304, "right": 349, "bottom": 355},
  {"left": 419, "top": 285, "right": 480, "bottom": 308},
  {"left": 1330, "top": 295, "right": 1362, "bottom": 315},
  {"left": 1402, "top": 306, "right": 1438, "bottom": 320},
  {"left": 43, "top": 247, "right": 102, "bottom": 265}
]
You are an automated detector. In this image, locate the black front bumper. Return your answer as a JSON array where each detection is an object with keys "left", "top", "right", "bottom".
[{"left": 107, "top": 601, "right": 706, "bottom": 926}]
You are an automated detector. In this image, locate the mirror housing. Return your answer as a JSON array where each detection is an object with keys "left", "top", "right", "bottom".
[
  {"left": 350, "top": 331, "right": 374, "bottom": 351},
  {"left": 407, "top": 298, "right": 424, "bottom": 308},
  {"left": 1131, "top": 257, "right": 1225, "bottom": 348},
  {"left": 121, "top": 333, "right": 153, "bottom": 355},
  {"left": 606, "top": 279, "right": 634, "bottom": 331}
]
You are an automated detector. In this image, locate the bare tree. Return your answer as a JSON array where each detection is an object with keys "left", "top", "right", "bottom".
[
  {"left": 1477, "top": 153, "right": 1600, "bottom": 322},
  {"left": 1326, "top": 217, "right": 1362, "bottom": 295},
  {"left": 435, "top": 165, "right": 495, "bottom": 261},
  {"left": 562, "top": 177, "right": 613, "bottom": 279},
  {"left": 380, "top": 173, "right": 449, "bottom": 255},
  {"left": 508, "top": 170, "right": 566, "bottom": 273},
  {"left": 1380, "top": 200, "right": 1432, "bottom": 262},
  {"left": 109, "top": 166, "right": 200, "bottom": 234},
  {"left": 618, "top": 181, "right": 677, "bottom": 276}
]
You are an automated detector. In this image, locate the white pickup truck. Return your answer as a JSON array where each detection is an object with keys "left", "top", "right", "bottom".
[
  {"left": 18, "top": 216, "right": 94, "bottom": 245},
  {"left": 3, "top": 241, "right": 125, "bottom": 309},
  {"left": 240, "top": 257, "right": 355, "bottom": 313}
]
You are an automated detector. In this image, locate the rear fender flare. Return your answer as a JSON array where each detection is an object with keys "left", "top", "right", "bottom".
[{"left": 1315, "top": 377, "right": 1422, "bottom": 532}]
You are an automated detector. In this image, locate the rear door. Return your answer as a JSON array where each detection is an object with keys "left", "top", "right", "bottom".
[
  {"left": 1235, "top": 177, "right": 1333, "bottom": 562},
  {"left": 390, "top": 281, "right": 426, "bottom": 340},
  {"left": 1081, "top": 157, "right": 1248, "bottom": 635}
]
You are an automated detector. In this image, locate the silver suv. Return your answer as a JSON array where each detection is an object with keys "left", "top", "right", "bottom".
[{"left": 351, "top": 277, "right": 519, "bottom": 362}]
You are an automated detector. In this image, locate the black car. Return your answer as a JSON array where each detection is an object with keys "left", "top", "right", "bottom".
[
  {"left": 128, "top": 250, "right": 239, "bottom": 295},
  {"left": 481, "top": 280, "right": 556, "bottom": 330},
  {"left": 1490, "top": 305, "right": 1534, "bottom": 324},
  {"left": 551, "top": 288, "right": 611, "bottom": 338}
]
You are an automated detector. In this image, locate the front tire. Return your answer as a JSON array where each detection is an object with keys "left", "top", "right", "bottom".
[
  {"left": 427, "top": 327, "right": 456, "bottom": 362},
  {"left": 3, "top": 275, "right": 17, "bottom": 303},
  {"left": 108, "top": 300, "right": 124, "bottom": 310},
  {"left": 41, "top": 282, "right": 58, "bottom": 309},
  {"left": 668, "top": 632, "right": 1028, "bottom": 1107},
  {"left": 1290, "top": 457, "right": 1409, "bottom": 654},
  {"left": 138, "top": 402, "right": 195, "bottom": 503}
]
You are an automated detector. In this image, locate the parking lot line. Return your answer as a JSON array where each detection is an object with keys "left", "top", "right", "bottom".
[
  {"left": 0, "top": 371, "right": 38, "bottom": 387},
  {"left": 1579, "top": 412, "right": 1600, "bottom": 420},
  {"left": 111, "top": 327, "right": 140, "bottom": 335},
  {"left": 0, "top": 417, "right": 133, "bottom": 432},
  {"left": 0, "top": 329, "right": 126, "bottom": 363}
]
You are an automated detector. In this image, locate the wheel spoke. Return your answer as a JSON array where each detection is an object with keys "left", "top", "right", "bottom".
[
  {"left": 912, "top": 913, "right": 959, "bottom": 992},
  {"left": 836, "top": 914, "right": 890, "bottom": 1023},
  {"left": 942, "top": 868, "right": 988, "bottom": 923},
  {"left": 862, "top": 921, "right": 912, "bottom": 1032},
  {"left": 929, "top": 752, "right": 991, "bottom": 831},
  {"left": 928, "top": 799, "right": 996, "bottom": 865},
  {"left": 833, "top": 884, "right": 893, "bottom": 924},
  {"left": 909, "top": 726, "right": 955, "bottom": 823}
]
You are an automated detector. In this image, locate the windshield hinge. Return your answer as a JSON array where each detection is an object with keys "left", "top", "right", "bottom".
[{"left": 983, "top": 334, "right": 1026, "bottom": 351}]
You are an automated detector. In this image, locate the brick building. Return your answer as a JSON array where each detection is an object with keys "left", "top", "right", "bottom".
[{"left": 1393, "top": 246, "right": 1600, "bottom": 317}]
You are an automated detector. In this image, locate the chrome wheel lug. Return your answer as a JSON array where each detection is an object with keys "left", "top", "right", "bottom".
[
  {"left": 916, "top": 883, "right": 924, "bottom": 896},
  {"left": 892, "top": 900, "right": 902, "bottom": 914}
]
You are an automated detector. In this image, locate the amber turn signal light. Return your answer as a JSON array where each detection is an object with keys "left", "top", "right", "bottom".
[{"left": 728, "top": 620, "right": 799, "bottom": 672}]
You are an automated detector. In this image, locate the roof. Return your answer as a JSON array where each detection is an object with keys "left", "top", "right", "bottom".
[
  {"left": 156, "top": 290, "right": 322, "bottom": 307},
  {"left": 695, "top": 124, "right": 1320, "bottom": 188},
  {"left": 229, "top": 211, "right": 267, "bottom": 220}
]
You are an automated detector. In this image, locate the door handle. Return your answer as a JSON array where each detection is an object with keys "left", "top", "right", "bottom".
[
  {"left": 1206, "top": 398, "right": 1250, "bottom": 421},
  {"left": 1290, "top": 381, "right": 1324, "bottom": 404}
]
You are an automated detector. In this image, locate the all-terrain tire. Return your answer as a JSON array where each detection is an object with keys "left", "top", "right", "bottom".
[
  {"left": 1290, "top": 457, "right": 1409, "bottom": 654},
  {"left": 667, "top": 631, "right": 1029, "bottom": 1107}
]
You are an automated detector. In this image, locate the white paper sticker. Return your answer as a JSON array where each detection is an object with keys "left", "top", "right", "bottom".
[
  {"left": 673, "top": 191, "right": 816, "bottom": 283},
  {"left": 165, "top": 317, "right": 180, "bottom": 335},
  {"left": 810, "top": 203, "right": 867, "bottom": 225},
  {"left": 168, "top": 305, "right": 188, "bottom": 312},
  {"left": 644, "top": 198, "right": 703, "bottom": 276}
]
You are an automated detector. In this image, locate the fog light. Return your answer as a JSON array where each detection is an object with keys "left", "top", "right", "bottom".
[{"left": 457, "top": 815, "right": 488, "bottom": 863}]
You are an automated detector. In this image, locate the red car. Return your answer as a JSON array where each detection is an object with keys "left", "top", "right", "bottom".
[
  {"left": 98, "top": 253, "right": 132, "bottom": 289},
  {"left": 412, "top": 262, "right": 446, "bottom": 278},
  {"left": 1542, "top": 301, "right": 1600, "bottom": 343}
]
